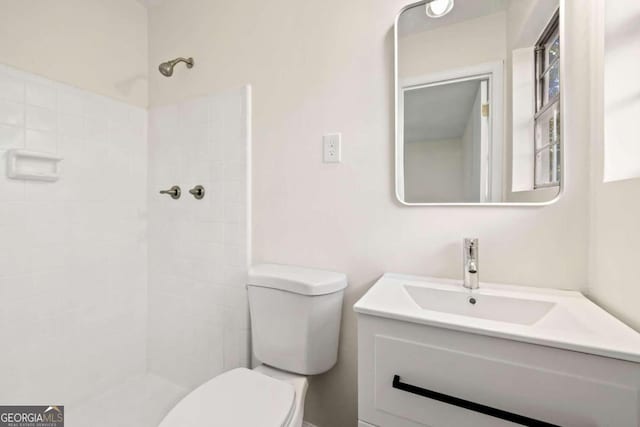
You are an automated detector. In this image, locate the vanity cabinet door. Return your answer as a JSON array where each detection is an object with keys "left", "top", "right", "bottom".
[{"left": 357, "top": 315, "right": 640, "bottom": 427}]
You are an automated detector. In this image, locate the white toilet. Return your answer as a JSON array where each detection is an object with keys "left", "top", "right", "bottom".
[{"left": 159, "top": 264, "right": 347, "bottom": 427}]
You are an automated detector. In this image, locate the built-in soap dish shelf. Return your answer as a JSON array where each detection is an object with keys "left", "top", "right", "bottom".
[{"left": 6, "top": 149, "right": 63, "bottom": 182}]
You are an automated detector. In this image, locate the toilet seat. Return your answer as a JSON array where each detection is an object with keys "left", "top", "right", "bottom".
[{"left": 158, "top": 368, "right": 296, "bottom": 427}]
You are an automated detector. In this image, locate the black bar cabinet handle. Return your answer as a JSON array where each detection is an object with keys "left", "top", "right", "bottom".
[{"left": 392, "top": 375, "right": 561, "bottom": 427}]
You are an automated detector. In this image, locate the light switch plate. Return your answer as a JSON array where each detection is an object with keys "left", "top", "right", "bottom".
[{"left": 323, "top": 133, "right": 341, "bottom": 163}]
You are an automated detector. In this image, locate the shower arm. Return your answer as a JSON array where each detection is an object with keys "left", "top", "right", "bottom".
[{"left": 169, "top": 57, "right": 194, "bottom": 68}]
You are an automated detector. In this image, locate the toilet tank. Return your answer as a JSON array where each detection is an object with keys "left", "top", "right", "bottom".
[{"left": 248, "top": 264, "right": 347, "bottom": 375}]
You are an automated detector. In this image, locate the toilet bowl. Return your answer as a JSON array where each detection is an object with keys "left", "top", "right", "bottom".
[
  {"left": 159, "top": 264, "right": 347, "bottom": 427},
  {"left": 158, "top": 365, "right": 307, "bottom": 427}
]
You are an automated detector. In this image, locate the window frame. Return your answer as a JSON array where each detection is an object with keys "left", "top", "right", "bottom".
[{"left": 533, "top": 10, "right": 561, "bottom": 189}]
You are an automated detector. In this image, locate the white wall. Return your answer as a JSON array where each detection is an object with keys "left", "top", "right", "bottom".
[
  {"left": 602, "top": 0, "right": 640, "bottom": 182},
  {"left": 404, "top": 139, "right": 464, "bottom": 203},
  {"left": 149, "top": 1, "right": 592, "bottom": 425},
  {"left": 0, "top": 64, "right": 148, "bottom": 405},
  {"left": 0, "top": 0, "right": 148, "bottom": 108},
  {"left": 147, "top": 87, "right": 251, "bottom": 388},
  {"left": 587, "top": 0, "right": 640, "bottom": 331},
  {"left": 399, "top": 12, "right": 507, "bottom": 79}
]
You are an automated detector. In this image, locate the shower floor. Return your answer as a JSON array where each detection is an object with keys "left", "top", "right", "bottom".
[{"left": 66, "top": 374, "right": 188, "bottom": 427}]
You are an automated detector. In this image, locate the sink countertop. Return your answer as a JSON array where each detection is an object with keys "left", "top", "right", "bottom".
[{"left": 354, "top": 273, "right": 640, "bottom": 363}]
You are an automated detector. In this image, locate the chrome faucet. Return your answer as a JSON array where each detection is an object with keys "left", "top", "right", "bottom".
[{"left": 463, "top": 238, "right": 479, "bottom": 290}]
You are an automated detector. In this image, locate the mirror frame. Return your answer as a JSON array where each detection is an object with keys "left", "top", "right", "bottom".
[{"left": 394, "top": 0, "right": 565, "bottom": 206}]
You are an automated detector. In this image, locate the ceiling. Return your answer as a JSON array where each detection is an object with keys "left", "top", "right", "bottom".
[
  {"left": 399, "top": 0, "right": 509, "bottom": 38},
  {"left": 404, "top": 79, "right": 481, "bottom": 143}
]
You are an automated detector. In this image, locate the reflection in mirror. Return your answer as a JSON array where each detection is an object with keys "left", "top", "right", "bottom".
[{"left": 395, "top": 0, "right": 561, "bottom": 205}]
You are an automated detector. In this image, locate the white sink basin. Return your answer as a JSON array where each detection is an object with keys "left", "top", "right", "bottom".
[
  {"left": 404, "top": 285, "right": 555, "bottom": 325},
  {"left": 354, "top": 273, "right": 640, "bottom": 363}
]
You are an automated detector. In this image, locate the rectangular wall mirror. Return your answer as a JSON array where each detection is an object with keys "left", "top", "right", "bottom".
[{"left": 395, "top": 0, "right": 562, "bottom": 205}]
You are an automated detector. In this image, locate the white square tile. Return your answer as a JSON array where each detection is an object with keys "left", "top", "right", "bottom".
[
  {"left": 105, "top": 97, "right": 131, "bottom": 126},
  {"left": 223, "top": 222, "right": 246, "bottom": 246},
  {"left": 25, "top": 129, "right": 57, "bottom": 153},
  {"left": 84, "top": 114, "right": 108, "bottom": 140},
  {"left": 147, "top": 86, "right": 250, "bottom": 388},
  {"left": 180, "top": 96, "right": 209, "bottom": 126},
  {"left": 0, "top": 246, "right": 28, "bottom": 276},
  {"left": 66, "top": 374, "right": 187, "bottom": 427},
  {"left": 0, "top": 100, "right": 24, "bottom": 126},
  {"left": 0, "top": 65, "right": 149, "bottom": 407},
  {"left": 223, "top": 200, "right": 246, "bottom": 224},
  {"left": 58, "top": 86, "right": 85, "bottom": 116},
  {"left": 209, "top": 162, "right": 224, "bottom": 182},
  {"left": 25, "top": 105, "right": 57, "bottom": 131},
  {"left": 83, "top": 92, "right": 110, "bottom": 118},
  {"left": 0, "top": 201, "right": 26, "bottom": 224},
  {"left": 0, "top": 124, "right": 24, "bottom": 148},
  {"left": 0, "top": 151, "right": 25, "bottom": 201},
  {"left": 223, "top": 179, "right": 246, "bottom": 204},
  {"left": 0, "top": 73, "right": 24, "bottom": 103},
  {"left": 26, "top": 81, "right": 57, "bottom": 109},
  {"left": 59, "top": 113, "right": 85, "bottom": 139}
]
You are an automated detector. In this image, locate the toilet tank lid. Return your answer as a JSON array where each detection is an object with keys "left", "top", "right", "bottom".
[{"left": 248, "top": 264, "right": 347, "bottom": 296}]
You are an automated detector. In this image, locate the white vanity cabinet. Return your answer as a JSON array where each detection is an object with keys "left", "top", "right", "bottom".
[{"left": 354, "top": 274, "right": 640, "bottom": 427}]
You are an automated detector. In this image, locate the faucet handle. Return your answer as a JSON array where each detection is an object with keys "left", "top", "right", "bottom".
[
  {"left": 188, "top": 185, "right": 205, "bottom": 200},
  {"left": 464, "top": 237, "right": 479, "bottom": 248},
  {"left": 464, "top": 237, "right": 479, "bottom": 249},
  {"left": 160, "top": 185, "right": 181, "bottom": 199}
]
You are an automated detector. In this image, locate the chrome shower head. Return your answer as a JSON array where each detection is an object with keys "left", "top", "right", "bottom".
[
  {"left": 158, "top": 57, "right": 194, "bottom": 77},
  {"left": 158, "top": 62, "right": 174, "bottom": 77}
]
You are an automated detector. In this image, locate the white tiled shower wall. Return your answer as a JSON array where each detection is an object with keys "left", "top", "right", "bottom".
[
  {"left": 0, "top": 62, "right": 251, "bottom": 405},
  {"left": 147, "top": 86, "right": 251, "bottom": 389},
  {"left": 0, "top": 64, "right": 148, "bottom": 404}
]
